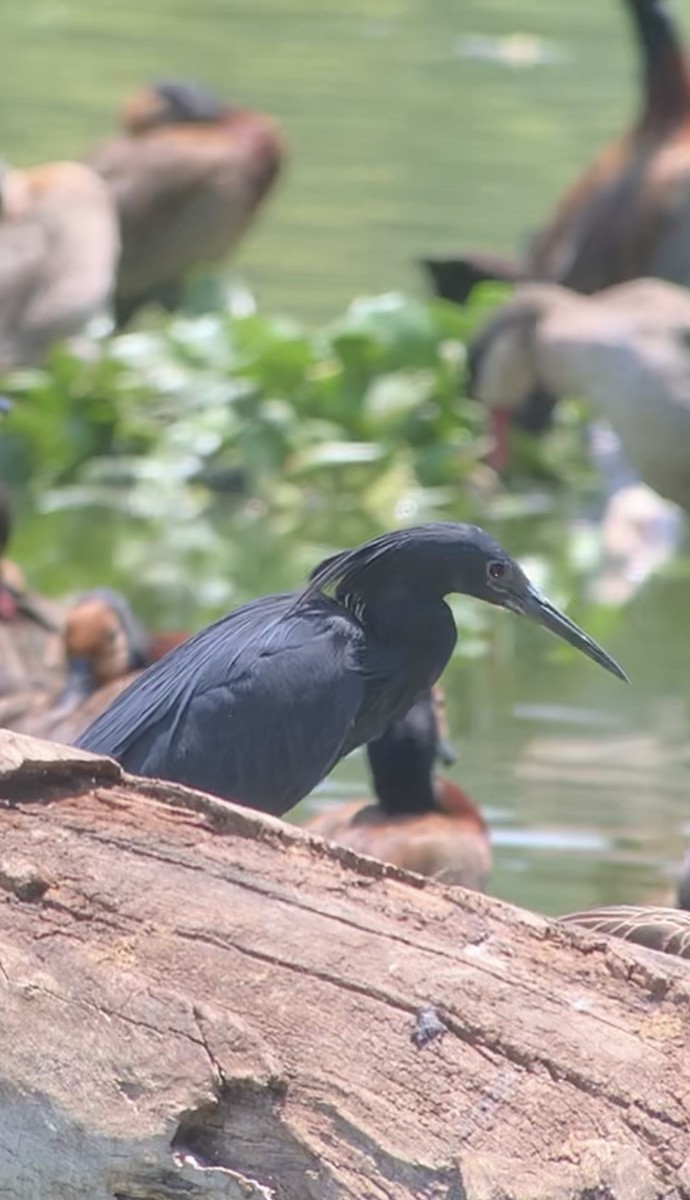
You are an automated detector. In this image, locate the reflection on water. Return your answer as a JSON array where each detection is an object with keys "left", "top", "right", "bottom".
[{"left": 3, "top": 0, "right": 690, "bottom": 913}]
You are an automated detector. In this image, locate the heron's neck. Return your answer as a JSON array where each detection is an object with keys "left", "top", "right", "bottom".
[{"left": 362, "top": 588, "right": 457, "bottom": 677}]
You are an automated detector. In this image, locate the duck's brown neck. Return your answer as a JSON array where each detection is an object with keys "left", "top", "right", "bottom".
[
  {"left": 629, "top": 0, "right": 690, "bottom": 133},
  {"left": 94, "top": 628, "right": 131, "bottom": 685}
]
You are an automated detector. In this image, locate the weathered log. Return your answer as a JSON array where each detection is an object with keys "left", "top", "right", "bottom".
[{"left": 0, "top": 729, "right": 689, "bottom": 1200}]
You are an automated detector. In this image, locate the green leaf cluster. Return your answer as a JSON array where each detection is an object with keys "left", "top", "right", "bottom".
[{"left": 1, "top": 292, "right": 490, "bottom": 524}]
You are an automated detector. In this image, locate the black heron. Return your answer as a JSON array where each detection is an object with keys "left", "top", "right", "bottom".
[
  {"left": 76, "top": 523, "right": 627, "bottom": 816},
  {"left": 304, "top": 687, "right": 492, "bottom": 890}
]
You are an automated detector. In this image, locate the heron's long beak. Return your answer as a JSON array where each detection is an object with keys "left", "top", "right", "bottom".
[{"left": 509, "top": 585, "right": 629, "bottom": 683}]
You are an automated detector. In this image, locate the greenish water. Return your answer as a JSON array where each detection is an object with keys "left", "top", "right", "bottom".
[
  {"left": 1, "top": 0, "right": 676, "bottom": 319},
  {"left": 4, "top": 0, "right": 690, "bottom": 914}
]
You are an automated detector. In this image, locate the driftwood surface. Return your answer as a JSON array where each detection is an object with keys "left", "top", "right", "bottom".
[{"left": 0, "top": 730, "right": 689, "bottom": 1200}]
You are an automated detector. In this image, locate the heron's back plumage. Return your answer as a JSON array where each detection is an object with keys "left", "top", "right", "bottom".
[{"left": 76, "top": 591, "right": 373, "bottom": 812}]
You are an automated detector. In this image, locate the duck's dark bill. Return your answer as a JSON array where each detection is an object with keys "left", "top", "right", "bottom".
[{"left": 516, "top": 586, "right": 629, "bottom": 683}]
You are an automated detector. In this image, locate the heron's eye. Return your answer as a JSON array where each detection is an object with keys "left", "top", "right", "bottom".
[{"left": 487, "top": 560, "right": 507, "bottom": 583}]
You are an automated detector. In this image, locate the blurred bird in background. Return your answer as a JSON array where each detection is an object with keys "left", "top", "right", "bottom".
[
  {"left": 87, "top": 79, "right": 285, "bottom": 326},
  {"left": 305, "top": 686, "right": 492, "bottom": 890},
  {"left": 0, "top": 160, "right": 118, "bottom": 370}
]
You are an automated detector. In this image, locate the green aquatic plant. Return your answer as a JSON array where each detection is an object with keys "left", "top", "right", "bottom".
[{"left": 0, "top": 292, "right": 487, "bottom": 511}]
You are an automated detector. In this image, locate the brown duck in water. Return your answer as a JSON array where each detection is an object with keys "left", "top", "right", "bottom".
[
  {"left": 467, "top": 277, "right": 690, "bottom": 512},
  {"left": 13, "top": 588, "right": 145, "bottom": 742},
  {"left": 559, "top": 906, "right": 690, "bottom": 961},
  {"left": 424, "top": 0, "right": 690, "bottom": 306},
  {"left": 0, "top": 160, "right": 118, "bottom": 369},
  {"left": 87, "top": 80, "right": 285, "bottom": 326},
  {"left": 16, "top": 588, "right": 192, "bottom": 744},
  {"left": 304, "top": 687, "right": 491, "bottom": 891}
]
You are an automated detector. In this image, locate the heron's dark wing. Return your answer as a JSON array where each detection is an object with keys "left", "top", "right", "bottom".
[
  {"left": 149, "top": 608, "right": 370, "bottom": 812},
  {"left": 77, "top": 592, "right": 371, "bottom": 815},
  {"left": 76, "top": 593, "right": 294, "bottom": 758}
]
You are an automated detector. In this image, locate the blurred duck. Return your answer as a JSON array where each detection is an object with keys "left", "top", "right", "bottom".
[
  {"left": 0, "top": 160, "right": 118, "bottom": 369},
  {"left": 0, "top": 482, "right": 25, "bottom": 621},
  {"left": 304, "top": 688, "right": 491, "bottom": 891},
  {"left": 59, "top": 587, "right": 148, "bottom": 702},
  {"left": 424, "top": 0, "right": 690, "bottom": 303},
  {"left": 468, "top": 278, "right": 690, "bottom": 512},
  {"left": 592, "top": 478, "right": 684, "bottom": 606},
  {"left": 529, "top": 0, "right": 690, "bottom": 292},
  {"left": 422, "top": 252, "right": 523, "bottom": 307},
  {"left": 144, "top": 629, "right": 194, "bottom": 662},
  {"left": 559, "top": 906, "right": 690, "bottom": 961},
  {"left": 16, "top": 588, "right": 191, "bottom": 744},
  {"left": 87, "top": 79, "right": 285, "bottom": 326},
  {"left": 16, "top": 588, "right": 147, "bottom": 742},
  {"left": 0, "top": 483, "right": 65, "bottom": 727}
]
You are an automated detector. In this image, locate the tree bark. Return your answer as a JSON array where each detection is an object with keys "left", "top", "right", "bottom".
[{"left": 0, "top": 729, "right": 689, "bottom": 1200}]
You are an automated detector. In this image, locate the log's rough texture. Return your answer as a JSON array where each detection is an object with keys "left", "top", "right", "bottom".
[{"left": 0, "top": 730, "right": 689, "bottom": 1200}]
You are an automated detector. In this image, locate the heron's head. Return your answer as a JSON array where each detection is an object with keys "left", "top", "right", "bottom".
[
  {"left": 121, "top": 80, "right": 227, "bottom": 133},
  {"left": 446, "top": 524, "right": 627, "bottom": 681},
  {"left": 306, "top": 523, "right": 627, "bottom": 683}
]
